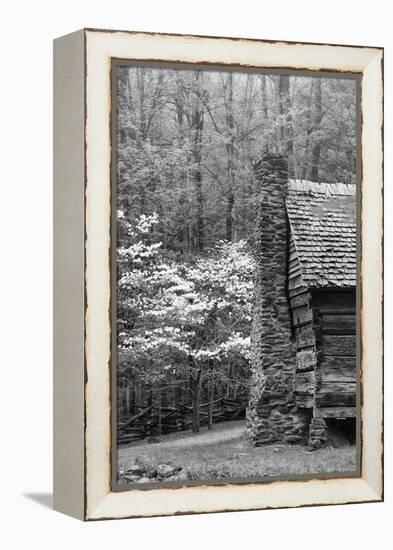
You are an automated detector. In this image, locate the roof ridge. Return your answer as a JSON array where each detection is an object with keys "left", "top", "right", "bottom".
[{"left": 288, "top": 179, "right": 356, "bottom": 196}]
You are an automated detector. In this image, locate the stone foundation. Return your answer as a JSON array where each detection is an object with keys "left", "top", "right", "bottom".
[
  {"left": 247, "top": 402, "right": 310, "bottom": 445},
  {"left": 308, "top": 418, "right": 328, "bottom": 449},
  {"left": 246, "top": 153, "right": 310, "bottom": 445}
]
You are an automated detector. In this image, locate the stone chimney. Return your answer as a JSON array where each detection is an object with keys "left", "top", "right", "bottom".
[{"left": 246, "top": 154, "right": 309, "bottom": 445}]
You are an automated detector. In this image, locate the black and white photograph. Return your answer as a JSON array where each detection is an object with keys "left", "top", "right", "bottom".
[
  {"left": 1, "top": 0, "right": 387, "bottom": 537},
  {"left": 113, "top": 63, "right": 359, "bottom": 487}
]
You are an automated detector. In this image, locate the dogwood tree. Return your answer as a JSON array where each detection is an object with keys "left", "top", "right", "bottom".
[{"left": 117, "top": 212, "right": 254, "bottom": 431}]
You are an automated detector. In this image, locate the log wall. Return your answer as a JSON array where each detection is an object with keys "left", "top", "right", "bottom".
[
  {"left": 312, "top": 290, "right": 357, "bottom": 420},
  {"left": 288, "top": 242, "right": 357, "bottom": 448},
  {"left": 288, "top": 233, "right": 317, "bottom": 410}
]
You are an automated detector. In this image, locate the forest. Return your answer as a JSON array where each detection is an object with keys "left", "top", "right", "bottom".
[{"left": 115, "top": 65, "right": 357, "bottom": 443}]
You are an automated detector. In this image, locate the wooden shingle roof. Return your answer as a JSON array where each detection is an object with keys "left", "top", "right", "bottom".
[{"left": 286, "top": 180, "right": 356, "bottom": 289}]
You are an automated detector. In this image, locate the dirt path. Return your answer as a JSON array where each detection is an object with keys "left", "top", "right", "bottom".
[
  {"left": 119, "top": 420, "right": 245, "bottom": 457},
  {"left": 151, "top": 422, "right": 244, "bottom": 449}
]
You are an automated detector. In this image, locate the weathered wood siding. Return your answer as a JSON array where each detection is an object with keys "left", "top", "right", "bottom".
[
  {"left": 288, "top": 235, "right": 357, "bottom": 421},
  {"left": 312, "top": 290, "right": 356, "bottom": 419},
  {"left": 288, "top": 233, "right": 317, "bottom": 409}
]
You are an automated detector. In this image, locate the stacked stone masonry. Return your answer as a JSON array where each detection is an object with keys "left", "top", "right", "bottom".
[
  {"left": 247, "top": 153, "right": 357, "bottom": 449},
  {"left": 246, "top": 154, "right": 310, "bottom": 446}
]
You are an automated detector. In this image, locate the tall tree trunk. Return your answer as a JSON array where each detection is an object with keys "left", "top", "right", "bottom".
[
  {"left": 260, "top": 75, "right": 269, "bottom": 154},
  {"left": 278, "top": 76, "right": 289, "bottom": 148},
  {"left": 194, "top": 157, "right": 204, "bottom": 251},
  {"left": 224, "top": 72, "right": 235, "bottom": 241},
  {"left": 287, "top": 82, "right": 295, "bottom": 178},
  {"left": 260, "top": 75, "right": 269, "bottom": 122},
  {"left": 208, "top": 365, "right": 215, "bottom": 430},
  {"left": 157, "top": 388, "right": 162, "bottom": 437},
  {"left": 226, "top": 360, "right": 232, "bottom": 398},
  {"left": 191, "top": 369, "right": 202, "bottom": 433},
  {"left": 136, "top": 68, "right": 147, "bottom": 141},
  {"left": 226, "top": 193, "right": 234, "bottom": 241},
  {"left": 278, "top": 75, "right": 294, "bottom": 177},
  {"left": 192, "top": 72, "right": 205, "bottom": 251},
  {"left": 311, "top": 78, "right": 322, "bottom": 181},
  {"left": 125, "top": 380, "right": 131, "bottom": 417},
  {"left": 174, "top": 78, "right": 189, "bottom": 252},
  {"left": 302, "top": 80, "right": 315, "bottom": 180}
]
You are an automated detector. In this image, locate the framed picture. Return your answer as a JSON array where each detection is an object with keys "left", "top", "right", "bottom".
[{"left": 53, "top": 28, "right": 383, "bottom": 521}]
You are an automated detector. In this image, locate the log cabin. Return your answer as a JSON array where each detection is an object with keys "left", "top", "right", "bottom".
[
  {"left": 286, "top": 179, "right": 357, "bottom": 447},
  {"left": 247, "top": 154, "right": 357, "bottom": 448}
]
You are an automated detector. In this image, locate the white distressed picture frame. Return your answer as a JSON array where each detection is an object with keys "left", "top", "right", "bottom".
[{"left": 53, "top": 28, "right": 383, "bottom": 521}]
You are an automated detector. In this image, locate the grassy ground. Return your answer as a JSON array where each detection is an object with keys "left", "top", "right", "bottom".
[{"left": 118, "top": 420, "right": 356, "bottom": 483}]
